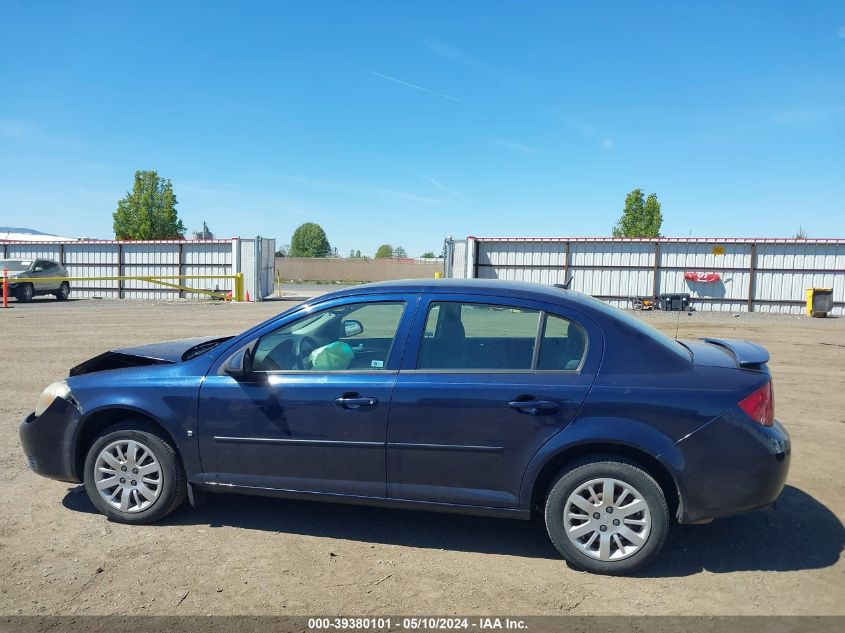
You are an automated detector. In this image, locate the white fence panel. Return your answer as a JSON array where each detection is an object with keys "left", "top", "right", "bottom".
[
  {"left": 660, "top": 242, "right": 750, "bottom": 270},
  {"left": 0, "top": 237, "right": 272, "bottom": 300},
  {"left": 4, "top": 243, "right": 62, "bottom": 260},
  {"left": 569, "top": 241, "right": 653, "bottom": 268},
  {"left": 64, "top": 243, "right": 120, "bottom": 298},
  {"left": 184, "top": 242, "right": 233, "bottom": 296},
  {"left": 456, "top": 237, "right": 845, "bottom": 314},
  {"left": 449, "top": 239, "right": 467, "bottom": 278}
]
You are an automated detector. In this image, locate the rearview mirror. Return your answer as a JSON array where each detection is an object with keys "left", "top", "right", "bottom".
[
  {"left": 224, "top": 345, "right": 253, "bottom": 377},
  {"left": 342, "top": 319, "right": 364, "bottom": 338}
]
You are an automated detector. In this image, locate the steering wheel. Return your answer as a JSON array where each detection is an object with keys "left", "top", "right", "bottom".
[{"left": 293, "top": 335, "right": 318, "bottom": 370}]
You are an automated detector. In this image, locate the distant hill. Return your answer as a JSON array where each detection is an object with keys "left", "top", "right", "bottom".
[
  {"left": 0, "top": 226, "right": 54, "bottom": 235},
  {"left": 0, "top": 227, "right": 76, "bottom": 242}
]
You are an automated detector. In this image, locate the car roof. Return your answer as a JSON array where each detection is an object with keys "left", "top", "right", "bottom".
[
  {"left": 0, "top": 257, "right": 57, "bottom": 262},
  {"left": 313, "top": 278, "right": 595, "bottom": 309}
]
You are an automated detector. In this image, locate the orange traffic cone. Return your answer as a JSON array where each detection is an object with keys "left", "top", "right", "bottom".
[{"left": 245, "top": 290, "right": 251, "bottom": 302}]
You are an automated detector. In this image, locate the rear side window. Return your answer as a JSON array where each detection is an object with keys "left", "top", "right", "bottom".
[
  {"left": 537, "top": 314, "right": 588, "bottom": 370},
  {"left": 417, "top": 302, "right": 589, "bottom": 371},
  {"left": 418, "top": 302, "right": 540, "bottom": 370}
]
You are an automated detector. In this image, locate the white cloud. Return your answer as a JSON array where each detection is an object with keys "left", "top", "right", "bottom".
[
  {"left": 424, "top": 40, "right": 477, "bottom": 68},
  {"left": 0, "top": 118, "right": 79, "bottom": 148},
  {"left": 491, "top": 138, "right": 539, "bottom": 155},
  {"left": 0, "top": 119, "right": 33, "bottom": 139},
  {"left": 770, "top": 105, "right": 845, "bottom": 125},
  {"left": 560, "top": 116, "right": 615, "bottom": 150},
  {"left": 397, "top": 165, "right": 466, "bottom": 199},
  {"left": 423, "top": 40, "right": 514, "bottom": 86},
  {"left": 278, "top": 174, "right": 440, "bottom": 207}
]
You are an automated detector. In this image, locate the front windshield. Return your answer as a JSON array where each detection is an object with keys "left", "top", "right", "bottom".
[{"left": 1, "top": 261, "right": 32, "bottom": 273}]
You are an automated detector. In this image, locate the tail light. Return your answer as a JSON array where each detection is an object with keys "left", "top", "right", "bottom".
[{"left": 738, "top": 381, "right": 774, "bottom": 426}]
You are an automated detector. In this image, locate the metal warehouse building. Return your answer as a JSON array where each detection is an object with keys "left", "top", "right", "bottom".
[
  {"left": 446, "top": 236, "right": 845, "bottom": 315},
  {"left": 1, "top": 236, "right": 275, "bottom": 300}
]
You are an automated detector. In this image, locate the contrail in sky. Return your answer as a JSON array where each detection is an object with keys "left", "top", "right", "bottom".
[{"left": 368, "top": 71, "right": 462, "bottom": 103}]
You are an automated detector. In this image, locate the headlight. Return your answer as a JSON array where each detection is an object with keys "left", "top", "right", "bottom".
[{"left": 34, "top": 381, "right": 72, "bottom": 417}]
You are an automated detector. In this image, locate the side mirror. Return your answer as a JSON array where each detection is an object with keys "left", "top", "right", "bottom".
[
  {"left": 342, "top": 319, "right": 364, "bottom": 338},
  {"left": 224, "top": 344, "right": 253, "bottom": 377}
]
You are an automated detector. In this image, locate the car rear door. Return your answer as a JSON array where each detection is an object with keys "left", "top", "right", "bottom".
[
  {"left": 40, "top": 261, "right": 61, "bottom": 292},
  {"left": 386, "top": 294, "right": 602, "bottom": 509}
]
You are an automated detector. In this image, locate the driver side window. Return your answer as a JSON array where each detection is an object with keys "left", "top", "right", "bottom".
[{"left": 251, "top": 301, "right": 406, "bottom": 372}]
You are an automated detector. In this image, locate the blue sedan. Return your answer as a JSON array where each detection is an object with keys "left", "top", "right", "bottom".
[{"left": 19, "top": 279, "right": 790, "bottom": 574}]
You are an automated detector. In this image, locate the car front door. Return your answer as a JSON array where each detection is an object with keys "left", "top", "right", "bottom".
[
  {"left": 386, "top": 295, "right": 602, "bottom": 509},
  {"left": 30, "top": 260, "right": 50, "bottom": 292},
  {"left": 197, "top": 294, "right": 417, "bottom": 497}
]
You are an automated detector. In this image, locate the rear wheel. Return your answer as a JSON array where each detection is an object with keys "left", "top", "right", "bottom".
[
  {"left": 544, "top": 456, "right": 669, "bottom": 575},
  {"left": 83, "top": 422, "right": 186, "bottom": 524},
  {"left": 15, "top": 283, "right": 34, "bottom": 302},
  {"left": 54, "top": 282, "right": 70, "bottom": 301}
]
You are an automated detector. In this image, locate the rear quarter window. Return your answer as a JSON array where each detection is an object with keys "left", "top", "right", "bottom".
[
  {"left": 581, "top": 294, "right": 691, "bottom": 362},
  {"left": 537, "top": 314, "right": 588, "bottom": 370}
]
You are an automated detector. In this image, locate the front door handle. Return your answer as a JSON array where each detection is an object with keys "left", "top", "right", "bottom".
[
  {"left": 334, "top": 395, "right": 378, "bottom": 410},
  {"left": 508, "top": 399, "right": 559, "bottom": 415}
]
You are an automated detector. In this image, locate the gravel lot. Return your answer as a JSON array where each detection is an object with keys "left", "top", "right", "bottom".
[{"left": 0, "top": 297, "right": 843, "bottom": 616}]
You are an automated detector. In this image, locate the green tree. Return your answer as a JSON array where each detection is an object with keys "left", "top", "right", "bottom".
[
  {"left": 349, "top": 249, "right": 355, "bottom": 258},
  {"left": 113, "top": 170, "right": 185, "bottom": 239},
  {"left": 375, "top": 244, "right": 394, "bottom": 259},
  {"left": 612, "top": 189, "right": 663, "bottom": 237},
  {"left": 794, "top": 226, "right": 808, "bottom": 239},
  {"left": 355, "top": 249, "right": 361, "bottom": 258},
  {"left": 395, "top": 246, "right": 408, "bottom": 258},
  {"left": 421, "top": 251, "right": 436, "bottom": 258},
  {"left": 289, "top": 222, "right": 332, "bottom": 257}
]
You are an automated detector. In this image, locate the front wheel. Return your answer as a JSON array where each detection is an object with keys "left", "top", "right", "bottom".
[
  {"left": 83, "top": 422, "right": 186, "bottom": 524},
  {"left": 15, "top": 283, "right": 34, "bottom": 302},
  {"left": 544, "top": 456, "right": 669, "bottom": 575},
  {"left": 55, "top": 282, "right": 70, "bottom": 300}
]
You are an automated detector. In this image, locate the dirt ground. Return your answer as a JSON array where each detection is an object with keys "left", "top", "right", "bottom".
[{"left": 0, "top": 296, "right": 843, "bottom": 616}]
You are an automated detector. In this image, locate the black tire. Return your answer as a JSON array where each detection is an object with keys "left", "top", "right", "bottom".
[
  {"left": 15, "top": 283, "right": 34, "bottom": 302},
  {"left": 544, "top": 455, "right": 669, "bottom": 575},
  {"left": 55, "top": 282, "right": 70, "bottom": 301},
  {"left": 83, "top": 421, "right": 187, "bottom": 524}
]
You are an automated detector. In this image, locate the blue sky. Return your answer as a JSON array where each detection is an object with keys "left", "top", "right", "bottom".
[{"left": 1, "top": 1, "right": 843, "bottom": 256}]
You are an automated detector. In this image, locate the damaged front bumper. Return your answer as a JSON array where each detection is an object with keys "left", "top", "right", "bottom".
[{"left": 19, "top": 397, "right": 83, "bottom": 483}]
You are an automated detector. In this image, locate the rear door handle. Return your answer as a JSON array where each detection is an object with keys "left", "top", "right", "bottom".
[
  {"left": 508, "top": 400, "right": 559, "bottom": 415},
  {"left": 334, "top": 396, "right": 378, "bottom": 410}
]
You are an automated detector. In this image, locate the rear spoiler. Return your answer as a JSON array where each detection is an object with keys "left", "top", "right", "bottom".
[{"left": 701, "top": 338, "right": 770, "bottom": 369}]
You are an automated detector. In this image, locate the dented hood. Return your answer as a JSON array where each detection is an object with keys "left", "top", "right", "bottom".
[
  {"left": 70, "top": 336, "right": 228, "bottom": 376},
  {"left": 111, "top": 336, "right": 226, "bottom": 362}
]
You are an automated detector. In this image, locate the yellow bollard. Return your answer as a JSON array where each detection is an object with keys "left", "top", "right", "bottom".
[
  {"left": 234, "top": 272, "right": 245, "bottom": 302},
  {"left": 434, "top": 272, "right": 443, "bottom": 279}
]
